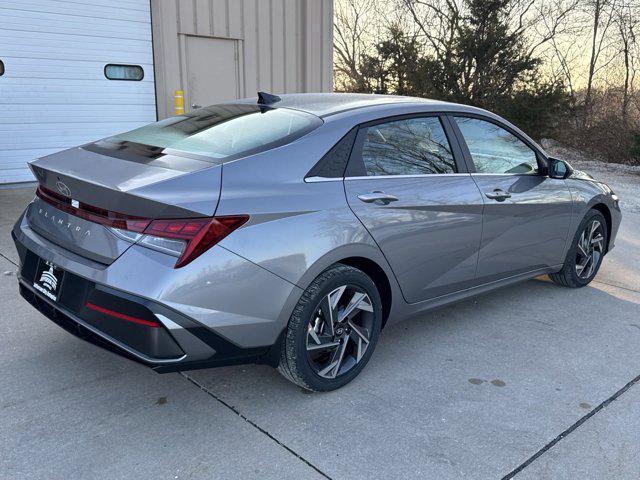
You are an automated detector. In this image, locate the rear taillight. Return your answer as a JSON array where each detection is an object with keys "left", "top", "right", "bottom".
[
  {"left": 36, "top": 185, "right": 248, "bottom": 268},
  {"left": 140, "top": 216, "right": 249, "bottom": 268},
  {"left": 36, "top": 186, "right": 149, "bottom": 232}
]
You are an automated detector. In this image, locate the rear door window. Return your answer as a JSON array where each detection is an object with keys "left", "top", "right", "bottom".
[{"left": 359, "top": 117, "right": 457, "bottom": 176}]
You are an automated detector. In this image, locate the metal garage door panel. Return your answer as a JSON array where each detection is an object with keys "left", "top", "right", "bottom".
[
  {"left": 1, "top": 0, "right": 150, "bottom": 22},
  {"left": 0, "top": 0, "right": 156, "bottom": 184}
]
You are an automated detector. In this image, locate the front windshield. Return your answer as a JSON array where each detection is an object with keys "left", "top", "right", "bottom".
[{"left": 106, "top": 104, "right": 321, "bottom": 159}]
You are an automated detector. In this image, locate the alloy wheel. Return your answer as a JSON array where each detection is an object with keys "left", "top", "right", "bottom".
[
  {"left": 575, "top": 219, "right": 604, "bottom": 279},
  {"left": 306, "top": 285, "right": 375, "bottom": 379}
]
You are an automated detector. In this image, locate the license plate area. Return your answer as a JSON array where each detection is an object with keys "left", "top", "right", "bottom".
[{"left": 33, "top": 258, "right": 65, "bottom": 302}]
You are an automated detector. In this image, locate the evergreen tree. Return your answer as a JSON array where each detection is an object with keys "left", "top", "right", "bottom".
[
  {"left": 455, "top": 0, "right": 539, "bottom": 109},
  {"left": 348, "top": 0, "right": 571, "bottom": 139},
  {"left": 358, "top": 24, "right": 421, "bottom": 95}
]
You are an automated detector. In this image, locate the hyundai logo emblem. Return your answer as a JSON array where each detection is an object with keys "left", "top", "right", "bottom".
[{"left": 56, "top": 179, "right": 71, "bottom": 197}]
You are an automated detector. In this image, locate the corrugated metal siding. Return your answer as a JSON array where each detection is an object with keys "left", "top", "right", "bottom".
[
  {"left": 0, "top": 0, "right": 156, "bottom": 184},
  {"left": 152, "top": 0, "right": 333, "bottom": 119}
]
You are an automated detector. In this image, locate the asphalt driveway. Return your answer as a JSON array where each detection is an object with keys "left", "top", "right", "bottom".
[{"left": 1, "top": 186, "right": 639, "bottom": 479}]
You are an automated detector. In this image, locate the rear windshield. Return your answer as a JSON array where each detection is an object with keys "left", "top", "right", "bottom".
[{"left": 102, "top": 104, "right": 322, "bottom": 160}]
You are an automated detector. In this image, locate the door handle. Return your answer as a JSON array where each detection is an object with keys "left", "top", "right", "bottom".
[
  {"left": 191, "top": 104, "right": 202, "bottom": 109},
  {"left": 484, "top": 189, "right": 511, "bottom": 201},
  {"left": 357, "top": 191, "right": 399, "bottom": 204}
]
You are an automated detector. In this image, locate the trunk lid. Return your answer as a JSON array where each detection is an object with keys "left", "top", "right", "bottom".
[{"left": 27, "top": 142, "right": 222, "bottom": 264}]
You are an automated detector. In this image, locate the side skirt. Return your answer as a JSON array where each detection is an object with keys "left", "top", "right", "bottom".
[{"left": 389, "top": 265, "right": 563, "bottom": 325}]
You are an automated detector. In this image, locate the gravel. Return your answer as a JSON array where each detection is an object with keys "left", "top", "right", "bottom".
[{"left": 543, "top": 142, "right": 640, "bottom": 214}]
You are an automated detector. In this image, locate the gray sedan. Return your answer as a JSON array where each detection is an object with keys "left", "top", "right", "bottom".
[{"left": 13, "top": 93, "right": 621, "bottom": 391}]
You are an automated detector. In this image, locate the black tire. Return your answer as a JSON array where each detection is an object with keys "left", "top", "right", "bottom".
[
  {"left": 550, "top": 209, "right": 608, "bottom": 288},
  {"left": 278, "top": 264, "right": 382, "bottom": 391}
]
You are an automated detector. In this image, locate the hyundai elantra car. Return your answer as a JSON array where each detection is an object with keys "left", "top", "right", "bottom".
[{"left": 13, "top": 93, "right": 621, "bottom": 391}]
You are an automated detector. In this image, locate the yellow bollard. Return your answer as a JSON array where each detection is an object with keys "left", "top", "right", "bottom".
[{"left": 174, "top": 90, "right": 184, "bottom": 115}]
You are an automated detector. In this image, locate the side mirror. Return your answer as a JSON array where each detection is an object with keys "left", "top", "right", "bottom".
[{"left": 547, "top": 157, "right": 572, "bottom": 179}]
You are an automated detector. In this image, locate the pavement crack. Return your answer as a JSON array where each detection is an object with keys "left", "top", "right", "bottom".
[
  {"left": 179, "top": 372, "right": 333, "bottom": 480},
  {"left": 593, "top": 279, "right": 640, "bottom": 294},
  {"left": 0, "top": 251, "right": 18, "bottom": 268},
  {"left": 502, "top": 372, "right": 640, "bottom": 479}
]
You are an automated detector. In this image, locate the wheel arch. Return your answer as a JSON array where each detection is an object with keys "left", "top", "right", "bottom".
[
  {"left": 589, "top": 202, "right": 612, "bottom": 252},
  {"left": 337, "top": 256, "right": 393, "bottom": 329},
  {"left": 288, "top": 244, "right": 401, "bottom": 331}
]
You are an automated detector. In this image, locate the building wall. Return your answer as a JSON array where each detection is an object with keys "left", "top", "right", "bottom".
[{"left": 151, "top": 0, "right": 333, "bottom": 119}]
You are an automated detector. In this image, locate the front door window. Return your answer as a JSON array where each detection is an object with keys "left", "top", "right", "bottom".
[{"left": 454, "top": 117, "right": 538, "bottom": 174}]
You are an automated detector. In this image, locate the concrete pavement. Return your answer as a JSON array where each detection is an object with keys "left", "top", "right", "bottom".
[{"left": 1, "top": 186, "right": 639, "bottom": 479}]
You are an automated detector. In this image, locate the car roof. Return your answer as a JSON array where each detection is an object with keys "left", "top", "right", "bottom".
[
  {"left": 235, "top": 92, "right": 454, "bottom": 117},
  {"left": 230, "top": 93, "right": 543, "bottom": 154}
]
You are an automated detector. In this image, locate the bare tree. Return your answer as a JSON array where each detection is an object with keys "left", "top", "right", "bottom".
[
  {"left": 584, "top": 0, "right": 619, "bottom": 111},
  {"left": 510, "top": 0, "right": 581, "bottom": 61},
  {"left": 547, "top": 33, "right": 582, "bottom": 99},
  {"left": 399, "top": 0, "right": 580, "bottom": 65},
  {"left": 333, "top": 0, "right": 388, "bottom": 91},
  {"left": 615, "top": 1, "right": 639, "bottom": 124},
  {"left": 400, "top": 0, "right": 461, "bottom": 65}
]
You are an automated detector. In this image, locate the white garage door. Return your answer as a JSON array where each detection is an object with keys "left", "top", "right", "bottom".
[{"left": 0, "top": 0, "right": 156, "bottom": 184}]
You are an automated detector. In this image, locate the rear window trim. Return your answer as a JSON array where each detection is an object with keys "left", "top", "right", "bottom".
[{"left": 82, "top": 140, "right": 219, "bottom": 172}]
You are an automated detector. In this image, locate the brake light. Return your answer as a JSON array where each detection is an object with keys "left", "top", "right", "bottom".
[
  {"left": 36, "top": 185, "right": 248, "bottom": 268},
  {"left": 142, "top": 216, "right": 249, "bottom": 268}
]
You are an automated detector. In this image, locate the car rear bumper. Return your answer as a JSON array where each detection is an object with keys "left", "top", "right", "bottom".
[
  {"left": 16, "top": 248, "right": 277, "bottom": 372},
  {"left": 18, "top": 280, "right": 183, "bottom": 371},
  {"left": 12, "top": 210, "right": 300, "bottom": 372}
]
